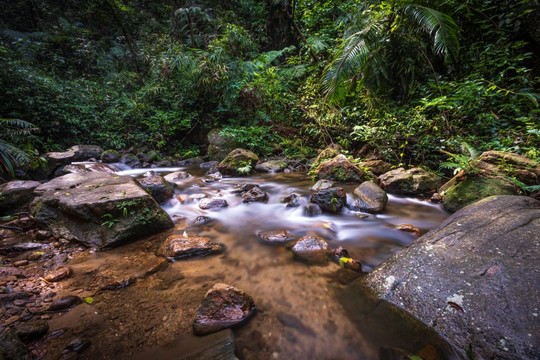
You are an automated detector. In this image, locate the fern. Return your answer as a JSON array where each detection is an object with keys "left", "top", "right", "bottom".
[{"left": 0, "top": 119, "right": 38, "bottom": 176}]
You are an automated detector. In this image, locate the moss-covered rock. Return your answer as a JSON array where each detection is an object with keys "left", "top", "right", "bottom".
[
  {"left": 101, "top": 149, "right": 121, "bottom": 163},
  {"left": 314, "top": 154, "right": 369, "bottom": 182},
  {"left": 218, "top": 148, "right": 259, "bottom": 176},
  {"left": 441, "top": 176, "right": 517, "bottom": 212},
  {"left": 207, "top": 129, "right": 241, "bottom": 161}
]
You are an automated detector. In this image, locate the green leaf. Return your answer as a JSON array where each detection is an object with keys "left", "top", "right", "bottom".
[{"left": 84, "top": 297, "right": 94, "bottom": 304}]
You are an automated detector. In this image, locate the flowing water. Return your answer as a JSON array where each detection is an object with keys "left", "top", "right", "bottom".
[{"left": 48, "top": 167, "right": 462, "bottom": 360}]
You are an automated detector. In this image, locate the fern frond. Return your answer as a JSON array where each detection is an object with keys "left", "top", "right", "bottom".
[{"left": 404, "top": 5, "right": 460, "bottom": 60}]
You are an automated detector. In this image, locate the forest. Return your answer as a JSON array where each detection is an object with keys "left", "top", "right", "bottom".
[
  {"left": 0, "top": 0, "right": 538, "bottom": 177},
  {"left": 0, "top": 1, "right": 539, "bottom": 360}
]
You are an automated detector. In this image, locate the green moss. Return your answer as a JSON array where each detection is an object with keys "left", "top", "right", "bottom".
[{"left": 443, "top": 177, "right": 517, "bottom": 212}]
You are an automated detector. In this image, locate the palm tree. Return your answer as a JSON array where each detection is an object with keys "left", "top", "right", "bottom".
[
  {"left": 323, "top": 1, "right": 459, "bottom": 104},
  {"left": 0, "top": 119, "right": 38, "bottom": 177}
]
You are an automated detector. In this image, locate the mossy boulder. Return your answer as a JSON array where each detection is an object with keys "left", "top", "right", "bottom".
[
  {"left": 310, "top": 187, "right": 347, "bottom": 214},
  {"left": 314, "top": 154, "right": 369, "bottom": 182},
  {"left": 120, "top": 153, "right": 141, "bottom": 168},
  {"left": 477, "top": 150, "right": 540, "bottom": 186},
  {"left": 379, "top": 167, "right": 441, "bottom": 195},
  {"left": 29, "top": 172, "right": 173, "bottom": 248},
  {"left": 207, "top": 129, "right": 241, "bottom": 161},
  {"left": 218, "top": 148, "right": 259, "bottom": 176},
  {"left": 441, "top": 176, "right": 517, "bottom": 213}
]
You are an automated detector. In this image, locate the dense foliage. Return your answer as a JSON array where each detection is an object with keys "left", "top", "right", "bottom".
[{"left": 0, "top": 0, "right": 538, "bottom": 174}]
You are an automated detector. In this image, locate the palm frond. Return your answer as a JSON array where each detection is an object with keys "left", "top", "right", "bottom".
[
  {"left": 404, "top": 5, "right": 460, "bottom": 60},
  {"left": 323, "top": 22, "right": 383, "bottom": 104},
  {"left": 0, "top": 139, "right": 30, "bottom": 176}
]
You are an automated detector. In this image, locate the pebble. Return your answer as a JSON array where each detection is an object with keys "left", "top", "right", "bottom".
[{"left": 13, "top": 260, "right": 28, "bottom": 267}]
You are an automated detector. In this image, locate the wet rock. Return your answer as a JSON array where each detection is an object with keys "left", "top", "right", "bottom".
[
  {"left": 283, "top": 193, "right": 301, "bottom": 208},
  {"left": 64, "top": 338, "right": 91, "bottom": 353},
  {"left": 100, "top": 149, "right": 121, "bottom": 163},
  {"left": 34, "top": 230, "right": 52, "bottom": 241},
  {"left": 137, "top": 175, "right": 174, "bottom": 203},
  {"left": 257, "top": 230, "right": 291, "bottom": 245},
  {"left": 0, "top": 292, "right": 30, "bottom": 304},
  {"left": 277, "top": 311, "right": 315, "bottom": 336},
  {"left": 43, "top": 151, "right": 76, "bottom": 176},
  {"left": 0, "top": 180, "right": 41, "bottom": 215},
  {"left": 193, "top": 283, "right": 256, "bottom": 335},
  {"left": 0, "top": 330, "right": 31, "bottom": 360},
  {"left": 177, "top": 157, "right": 205, "bottom": 166},
  {"left": 314, "top": 155, "right": 369, "bottom": 182},
  {"left": 395, "top": 224, "right": 422, "bottom": 236},
  {"left": 207, "top": 129, "right": 241, "bottom": 161},
  {"left": 192, "top": 216, "right": 214, "bottom": 226},
  {"left": 309, "top": 187, "right": 347, "bottom": 214},
  {"left": 43, "top": 266, "right": 73, "bottom": 282},
  {"left": 379, "top": 167, "right": 441, "bottom": 195},
  {"left": 157, "top": 234, "right": 224, "bottom": 261},
  {"left": 53, "top": 164, "right": 90, "bottom": 178},
  {"left": 352, "top": 181, "right": 388, "bottom": 213},
  {"left": 30, "top": 172, "right": 173, "bottom": 248},
  {"left": 68, "top": 145, "right": 103, "bottom": 161},
  {"left": 164, "top": 171, "right": 191, "bottom": 186},
  {"left": 359, "top": 159, "right": 393, "bottom": 176},
  {"left": 15, "top": 320, "right": 49, "bottom": 341},
  {"left": 232, "top": 184, "right": 258, "bottom": 194},
  {"left": 255, "top": 160, "right": 288, "bottom": 173},
  {"left": 199, "top": 198, "right": 228, "bottom": 210},
  {"left": 47, "top": 295, "right": 82, "bottom": 311},
  {"left": 440, "top": 176, "right": 517, "bottom": 213},
  {"left": 99, "top": 276, "right": 137, "bottom": 291},
  {"left": 200, "top": 161, "right": 220, "bottom": 168},
  {"left": 241, "top": 186, "right": 269, "bottom": 203},
  {"left": 205, "top": 167, "right": 222, "bottom": 179},
  {"left": 291, "top": 235, "right": 329, "bottom": 264},
  {"left": 134, "top": 329, "right": 238, "bottom": 360},
  {"left": 120, "top": 153, "right": 141, "bottom": 168},
  {"left": 310, "top": 180, "right": 334, "bottom": 191},
  {"left": 303, "top": 204, "right": 322, "bottom": 217},
  {"left": 364, "top": 195, "right": 540, "bottom": 360},
  {"left": 0, "top": 242, "right": 47, "bottom": 254},
  {"left": 13, "top": 260, "right": 28, "bottom": 267},
  {"left": 218, "top": 149, "right": 259, "bottom": 176}
]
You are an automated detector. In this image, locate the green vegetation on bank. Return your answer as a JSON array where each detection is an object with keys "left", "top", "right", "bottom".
[{"left": 0, "top": 0, "right": 538, "bottom": 177}]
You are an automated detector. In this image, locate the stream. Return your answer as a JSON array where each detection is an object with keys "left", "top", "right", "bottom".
[{"left": 43, "top": 166, "right": 461, "bottom": 360}]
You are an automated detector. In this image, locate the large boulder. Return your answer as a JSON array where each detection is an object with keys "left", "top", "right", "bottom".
[
  {"left": 314, "top": 154, "right": 369, "bottom": 182},
  {"left": 0, "top": 180, "right": 41, "bottom": 215},
  {"left": 359, "top": 159, "right": 393, "bottom": 176},
  {"left": 218, "top": 149, "right": 259, "bottom": 176},
  {"left": 379, "top": 167, "right": 441, "bottom": 195},
  {"left": 137, "top": 175, "right": 174, "bottom": 203},
  {"left": 364, "top": 195, "right": 540, "bottom": 360},
  {"left": 440, "top": 175, "right": 517, "bottom": 213},
  {"left": 207, "top": 129, "right": 241, "bottom": 161},
  {"left": 352, "top": 181, "right": 388, "bottom": 213},
  {"left": 193, "top": 283, "right": 256, "bottom": 335},
  {"left": 29, "top": 172, "right": 173, "bottom": 248},
  {"left": 309, "top": 187, "right": 347, "bottom": 214},
  {"left": 101, "top": 149, "right": 121, "bottom": 163},
  {"left": 68, "top": 145, "right": 104, "bottom": 160},
  {"left": 312, "top": 145, "right": 341, "bottom": 167}
]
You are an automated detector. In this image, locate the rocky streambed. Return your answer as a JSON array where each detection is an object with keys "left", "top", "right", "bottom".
[{"left": 1, "top": 149, "right": 539, "bottom": 360}]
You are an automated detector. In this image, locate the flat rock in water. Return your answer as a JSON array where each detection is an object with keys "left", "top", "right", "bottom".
[
  {"left": 352, "top": 181, "right": 388, "bottom": 213},
  {"left": 394, "top": 224, "right": 421, "bottom": 236},
  {"left": 257, "top": 230, "right": 291, "bottom": 245},
  {"left": 198, "top": 198, "right": 228, "bottom": 210},
  {"left": 47, "top": 295, "right": 82, "bottom": 311},
  {"left": 29, "top": 172, "right": 173, "bottom": 248},
  {"left": 192, "top": 216, "right": 214, "bottom": 226},
  {"left": 193, "top": 283, "right": 256, "bottom": 335},
  {"left": 291, "top": 235, "right": 329, "bottom": 264},
  {"left": 164, "top": 171, "right": 191, "bottom": 186},
  {"left": 255, "top": 160, "right": 288, "bottom": 173},
  {"left": 310, "top": 179, "right": 334, "bottom": 191},
  {"left": 364, "top": 195, "right": 540, "bottom": 360},
  {"left": 137, "top": 175, "right": 174, "bottom": 203},
  {"left": 157, "top": 234, "right": 224, "bottom": 261}
]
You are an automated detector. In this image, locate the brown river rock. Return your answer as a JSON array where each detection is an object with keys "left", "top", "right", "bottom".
[
  {"left": 193, "top": 283, "right": 256, "bottom": 335},
  {"left": 157, "top": 234, "right": 224, "bottom": 261},
  {"left": 291, "top": 235, "right": 330, "bottom": 264}
]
